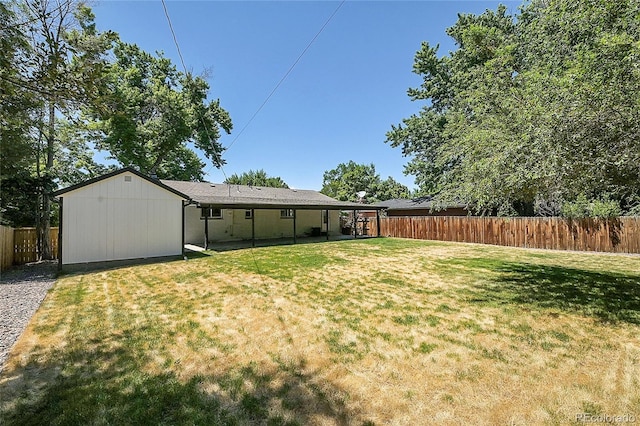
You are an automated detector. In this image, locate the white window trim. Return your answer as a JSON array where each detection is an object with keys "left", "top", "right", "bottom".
[
  {"left": 201, "top": 207, "right": 223, "bottom": 219},
  {"left": 280, "top": 209, "right": 294, "bottom": 219}
]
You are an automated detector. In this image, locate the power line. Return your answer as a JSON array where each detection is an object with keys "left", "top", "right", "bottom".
[
  {"left": 224, "top": 0, "right": 347, "bottom": 153},
  {"left": 160, "top": 0, "right": 346, "bottom": 186},
  {"left": 160, "top": 0, "right": 229, "bottom": 182},
  {"left": 159, "top": 0, "right": 346, "bottom": 255},
  {"left": 160, "top": 0, "right": 188, "bottom": 74}
]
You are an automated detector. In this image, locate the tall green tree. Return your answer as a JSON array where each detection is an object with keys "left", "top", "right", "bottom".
[
  {"left": 53, "top": 119, "right": 118, "bottom": 187},
  {"left": 224, "top": 169, "right": 289, "bottom": 188},
  {"left": 0, "top": 3, "right": 35, "bottom": 178},
  {"left": 320, "top": 161, "right": 409, "bottom": 203},
  {"left": 0, "top": 3, "right": 38, "bottom": 226},
  {"left": 2, "top": 1, "right": 115, "bottom": 255},
  {"left": 321, "top": 161, "right": 379, "bottom": 202},
  {"left": 387, "top": 0, "right": 640, "bottom": 216},
  {"left": 84, "top": 42, "right": 232, "bottom": 181},
  {"left": 376, "top": 176, "right": 411, "bottom": 201}
]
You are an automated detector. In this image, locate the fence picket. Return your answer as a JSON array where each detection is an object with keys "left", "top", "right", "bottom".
[
  {"left": 11, "top": 227, "right": 59, "bottom": 265},
  {"left": 371, "top": 216, "right": 639, "bottom": 254},
  {"left": 1, "top": 225, "right": 14, "bottom": 271}
]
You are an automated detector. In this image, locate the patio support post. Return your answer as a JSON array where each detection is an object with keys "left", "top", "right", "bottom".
[
  {"left": 251, "top": 208, "right": 255, "bottom": 247},
  {"left": 293, "top": 209, "right": 297, "bottom": 244},
  {"left": 326, "top": 209, "right": 329, "bottom": 241},
  {"left": 353, "top": 210, "right": 357, "bottom": 239},
  {"left": 376, "top": 209, "right": 381, "bottom": 237},
  {"left": 204, "top": 208, "right": 209, "bottom": 250}
]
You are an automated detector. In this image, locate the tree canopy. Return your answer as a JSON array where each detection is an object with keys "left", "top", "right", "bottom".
[
  {"left": 224, "top": 169, "right": 289, "bottom": 188},
  {"left": 1, "top": 0, "right": 232, "bottom": 260},
  {"left": 387, "top": 0, "right": 640, "bottom": 216},
  {"left": 1, "top": 0, "right": 115, "bottom": 256},
  {"left": 320, "top": 161, "right": 409, "bottom": 203},
  {"left": 83, "top": 42, "right": 232, "bottom": 181},
  {"left": 0, "top": 3, "right": 36, "bottom": 197}
]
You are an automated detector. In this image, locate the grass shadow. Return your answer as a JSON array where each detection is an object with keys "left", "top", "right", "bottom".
[
  {"left": 0, "top": 261, "right": 56, "bottom": 284},
  {"left": 184, "top": 250, "right": 213, "bottom": 259},
  {"left": 0, "top": 332, "right": 369, "bottom": 425},
  {"left": 58, "top": 255, "right": 191, "bottom": 277},
  {"left": 205, "top": 236, "right": 376, "bottom": 253},
  {"left": 451, "top": 259, "right": 640, "bottom": 325}
]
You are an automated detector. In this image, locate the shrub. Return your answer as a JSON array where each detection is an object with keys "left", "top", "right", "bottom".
[{"left": 561, "top": 194, "right": 621, "bottom": 219}]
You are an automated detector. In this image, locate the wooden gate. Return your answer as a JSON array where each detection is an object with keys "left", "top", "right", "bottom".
[{"left": 13, "top": 227, "right": 59, "bottom": 265}]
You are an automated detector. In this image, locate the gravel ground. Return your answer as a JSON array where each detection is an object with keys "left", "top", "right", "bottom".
[{"left": 0, "top": 262, "right": 57, "bottom": 373}]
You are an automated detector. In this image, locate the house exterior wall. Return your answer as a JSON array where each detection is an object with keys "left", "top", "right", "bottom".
[
  {"left": 61, "top": 173, "right": 184, "bottom": 265},
  {"left": 184, "top": 206, "right": 341, "bottom": 244}
]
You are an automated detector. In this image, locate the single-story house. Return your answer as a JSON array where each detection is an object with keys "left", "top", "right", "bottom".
[
  {"left": 54, "top": 167, "right": 384, "bottom": 268},
  {"left": 371, "top": 198, "right": 469, "bottom": 217},
  {"left": 160, "top": 179, "right": 382, "bottom": 248}
]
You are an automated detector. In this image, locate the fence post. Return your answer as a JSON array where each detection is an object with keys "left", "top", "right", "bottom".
[{"left": 1, "top": 225, "right": 15, "bottom": 271}]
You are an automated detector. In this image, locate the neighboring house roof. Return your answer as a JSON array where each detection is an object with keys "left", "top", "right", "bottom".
[
  {"left": 161, "top": 180, "right": 384, "bottom": 210},
  {"left": 371, "top": 198, "right": 467, "bottom": 211},
  {"left": 52, "top": 167, "right": 190, "bottom": 199}
]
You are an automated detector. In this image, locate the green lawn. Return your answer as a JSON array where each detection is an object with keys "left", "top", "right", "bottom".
[{"left": 1, "top": 238, "right": 639, "bottom": 425}]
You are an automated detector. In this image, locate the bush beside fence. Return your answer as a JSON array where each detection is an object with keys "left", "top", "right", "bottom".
[{"left": 369, "top": 216, "right": 640, "bottom": 254}]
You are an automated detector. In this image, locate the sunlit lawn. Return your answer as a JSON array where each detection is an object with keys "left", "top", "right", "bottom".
[{"left": 1, "top": 238, "right": 639, "bottom": 425}]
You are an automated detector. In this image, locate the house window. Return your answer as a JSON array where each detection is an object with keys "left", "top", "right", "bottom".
[
  {"left": 322, "top": 210, "right": 328, "bottom": 224},
  {"left": 201, "top": 207, "right": 222, "bottom": 219},
  {"left": 245, "top": 209, "right": 253, "bottom": 219},
  {"left": 280, "top": 209, "right": 294, "bottom": 218}
]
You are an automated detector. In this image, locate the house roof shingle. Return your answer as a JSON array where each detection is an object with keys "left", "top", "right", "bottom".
[
  {"left": 53, "top": 167, "right": 383, "bottom": 210},
  {"left": 161, "top": 180, "right": 383, "bottom": 210}
]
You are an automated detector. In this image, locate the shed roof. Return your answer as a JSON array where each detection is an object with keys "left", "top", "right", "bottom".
[
  {"left": 161, "top": 180, "right": 383, "bottom": 210},
  {"left": 52, "top": 167, "right": 190, "bottom": 200}
]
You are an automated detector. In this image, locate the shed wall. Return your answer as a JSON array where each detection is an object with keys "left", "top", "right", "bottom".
[{"left": 61, "top": 173, "right": 184, "bottom": 265}]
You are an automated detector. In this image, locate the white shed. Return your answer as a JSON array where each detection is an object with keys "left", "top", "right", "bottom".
[{"left": 53, "top": 168, "right": 190, "bottom": 267}]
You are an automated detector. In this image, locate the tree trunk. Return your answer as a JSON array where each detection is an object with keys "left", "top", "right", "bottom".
[
  {"left": 35, "top": 113, "right": 43, "bottom": 261},
  {"left": 39, "top": 102, "right": 55, "bottom": 261}
]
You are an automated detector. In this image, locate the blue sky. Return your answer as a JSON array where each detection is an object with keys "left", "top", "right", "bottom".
[{"left": 92, "top": 0, "right": 516, "bottom": 190}]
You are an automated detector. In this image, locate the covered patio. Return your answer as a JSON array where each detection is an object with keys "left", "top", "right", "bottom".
[
  {"left": 160, "top": 180, "right": 386, "bottom": 249},
  {"left": 191, "top": 204, "right": 384, "bottom": 250}
]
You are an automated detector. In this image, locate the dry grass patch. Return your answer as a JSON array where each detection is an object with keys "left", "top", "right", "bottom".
[{"left": 1, "top": 238, "right": 639, "bottom": 425}]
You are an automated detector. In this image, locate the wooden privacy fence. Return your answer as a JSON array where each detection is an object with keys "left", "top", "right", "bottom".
[
  {"left": 1, "top": 225, "right": 14, "bottom": 271},
  {"left": 369, "top": 216, "right": 640, "bottom": 254},
  {"left": 11, "top": 227, "right": 59, "bottom": 266}
]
